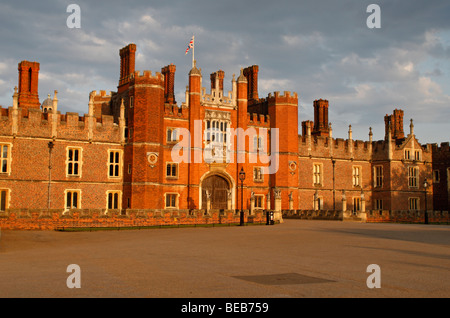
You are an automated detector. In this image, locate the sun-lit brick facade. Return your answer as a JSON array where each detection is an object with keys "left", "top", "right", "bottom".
[{"left": 0, "top": 43, "right": 448, "bottom": 229}]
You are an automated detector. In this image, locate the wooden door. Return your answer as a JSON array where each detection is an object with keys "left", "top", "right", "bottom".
[{"left": 202, "top": 175, "right": 229, "bottom": 210}]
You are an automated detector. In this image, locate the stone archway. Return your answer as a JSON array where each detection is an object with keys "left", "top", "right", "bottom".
[{"left": 201, "top": 174, "right": 230, "bottom": 210}]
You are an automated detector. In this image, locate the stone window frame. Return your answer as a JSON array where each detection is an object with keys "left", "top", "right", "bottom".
[
  {"left": 166, "top": 127, "right": 179, "bottom": 143},
  {"left": 374, "top": 165, "right": 383, "bottom": 188},
  {"left": 352, "top": 165, "right": 362, "bottom": 187},
  {"left": 164, "top": 192, "right": 179, "bottom": 209},
  {"left": 254, "top": 194, "right": 264, "bottom": 209},
  {"left": 0, "top": 188, "right": 11, "bottom": 212},
  {"left": 404, "top": 149, "right": 411, "bottom": 160},
  {"left": 0, "top": 143, "right": 13, "bottom": 176},
  {"left": 408, "top": 166, "right": 419, "bottom": 188},
  {"left": 166, "top": 162, "right": 179, "bottom": 180},
  {"left": 106, "top": 190, "right": 122, "bottom": 210},
  {"left": 414, "top": 150, "right": 421, "bottom": 161},
  {"left": 107, "top": 149, "right": 123, "bottom": 179},
  {"left": 253, "top": 166, "right": 264, "bottom": 183},
  {"left": 374, "top": 199, "right": 383, "bottom": 210},
  {"left": 433, "top": 170, "right": 440, "bottom": 183},
  {"left": 66, "top": 146, "right": 83, "bottom": 177},
  {"left": 64, "top": 189, "right": 81, "bottom": 211},
  {"left": 408, "top": 197, "right": 420, "bottom": 211},
  {"left": 313, "top": 163, "right": 323, "bottom": 186}
]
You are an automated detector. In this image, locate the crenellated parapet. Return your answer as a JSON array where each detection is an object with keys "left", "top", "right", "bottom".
[
  {"left": 267, "top": 91, "right": 298, "bottom": 106},
  {"left": 298, "top": 134, "right": 372, "bottom": 160},
  {"left": 89, "top": 90, "right": 114, "bottom": 119},
  {"left": 429, "top": 142, "right": 450, "bottom": 162},
  {"left": 0, "top": 92, "right": 123, "bottom": 143},
  {"left": 247, "top": 112, "right": 270, "bottom": 127},
  {"left": 164, "top": 104, "right": 189, "bottom": 119},
  {"left": 130, "top": 70, "right": 164, "bottom": 87}
]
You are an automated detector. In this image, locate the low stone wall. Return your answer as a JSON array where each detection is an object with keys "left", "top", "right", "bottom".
[
  {"left": 365, "top": 210, "right": 449, "bottom": 223},
  {"left": 0, "top": 209, "right": 268, "bottom": 230},
  {"left": 282, "top": 210, "right": 343, "bottom": 221},
  {"left": 283, "top": 209, "right": 450, "bottom": 224}
]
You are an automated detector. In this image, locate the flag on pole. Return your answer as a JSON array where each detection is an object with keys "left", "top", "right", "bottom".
[{"left": 185, "top": 36, "right": 194, "bottom": 55}]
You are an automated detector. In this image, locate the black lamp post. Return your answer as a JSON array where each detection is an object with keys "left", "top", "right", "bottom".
[
  {"left": 239, "top": 167, "right": 246, "bottom": 226},
  {"left": 47, "top": 141, "right": 54, "bottom": 212},
  {"left": 423, "top": 177, "right": 428, "bottom": 224}
]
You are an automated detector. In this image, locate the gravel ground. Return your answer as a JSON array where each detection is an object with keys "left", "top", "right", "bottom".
[{"left": 0, "top": 220, "right": 449, "bottom": 298}]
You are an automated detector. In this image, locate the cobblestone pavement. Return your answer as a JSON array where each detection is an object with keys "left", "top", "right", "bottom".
[{"left": 0, "top": 220, "right": 449, "bottom": 298}]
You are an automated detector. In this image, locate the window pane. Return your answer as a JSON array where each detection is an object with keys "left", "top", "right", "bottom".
[
  {"left": 3, "top": 145, "right": 8, "bottom": 158},
  {"left": 115, "top": 165, "right": 119, "bottom": 177},
  {"left": 74, "top": 163, "right": 78, "bottom": 175},
  {"left": 110, "top": 152, "right": 114, "bottom": 163},
  {"left": 166, "top": 164, "right": 171, "bottom": 176},
  {"left": 114, "top": 193, "right": 118, "bottom": 209},
  {"left": 115, "top": 152, "right": 119, "bottom": 164},
  {"left": 68, "top": 162, "right": 73, "bottom": 175},
  {"left": 108, "top": 193, "right": 113, "bottom": 209},
  {"left": 68, "top": 149, "right": 73, "bottom": 161},
  {"left": 1, "top": 160, "right": 7, "bottom": 173},
  {"left": 74, "top": 149, "right": 79, "bottom": 162},
  {"left": 1, "top": 190, "right": 6, "bottom": 211},
  {"left": 73, "top": 192, "right": 78, "bottom": 208},
  {"left": 67, "top": 192, "right": 72, "bottom": 208},
  {"left": 171, "top": 164, "right": 176, "bottom": 176},
  {"left": 109, "top": 165, "right": 114, "bottom": 176}
]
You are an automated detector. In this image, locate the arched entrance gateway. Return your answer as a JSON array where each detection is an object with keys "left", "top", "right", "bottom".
[{"left": 200, "top": 173, "right": 233, "bottom": 210}]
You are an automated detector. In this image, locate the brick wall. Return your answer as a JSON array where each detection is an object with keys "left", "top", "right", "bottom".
[{"left": 0, "top": 209, "right": 266, "bottom": 230}]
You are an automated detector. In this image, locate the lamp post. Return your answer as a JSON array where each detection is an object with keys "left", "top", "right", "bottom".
[
  {"left": 239, "top": 167, "right": 246, "bottom": 226},
  {"left": 47, "top": 141, "right": 54, "bottom": 212},
  {"left": 423, "top": 177, "right": 428, "bottom": 224}
]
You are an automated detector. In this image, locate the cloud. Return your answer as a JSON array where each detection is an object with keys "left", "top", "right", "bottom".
[{"left": 0, "top": 0, "right": 449, "bottom": 144}]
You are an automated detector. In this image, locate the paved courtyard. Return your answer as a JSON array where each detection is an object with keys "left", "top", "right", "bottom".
[{"left": 0, "top": 220, "right": 449, "bottom": 298}]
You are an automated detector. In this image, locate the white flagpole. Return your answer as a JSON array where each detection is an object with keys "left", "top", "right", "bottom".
[{"left": 192, "top": 35, "right": 195, "bottom": 68}]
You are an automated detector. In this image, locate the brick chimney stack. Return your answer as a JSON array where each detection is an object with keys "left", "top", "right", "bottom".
[
  {"left": 384, "top": 109, "right": 405, "bottom": 141},
  {"left": 118, "top": 43, "right": 136, "bottom": 91},
  {"left": 18, "top": 61, "right": 40, "bottom": 110},
  {"left": 243, "top": 65, "right": 259, "bottom": 102},
  {"left": 312, "top": 99, "right": 330, "bottom": 137},
  {"left": 162, "top": 63, "right": 176, "bottom": 104}
]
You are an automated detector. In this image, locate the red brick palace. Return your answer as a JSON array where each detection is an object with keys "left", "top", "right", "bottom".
[{"left": 0, "top": 43, "right": 449, "bottom": 228}]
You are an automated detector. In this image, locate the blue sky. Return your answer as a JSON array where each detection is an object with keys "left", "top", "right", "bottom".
[{"left": 0, "top": 0, "right": 449, "bottom": 144}]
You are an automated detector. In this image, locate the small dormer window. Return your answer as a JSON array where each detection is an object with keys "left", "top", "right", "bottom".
[
  {"left": 414, "top": 150, "right": 420, "bottom": 161},
  {"left": 404, "top": 149, "right": 411, "bottom": 160}
]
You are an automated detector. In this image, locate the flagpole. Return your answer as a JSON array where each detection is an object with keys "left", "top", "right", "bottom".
[{"left": 192, "top": 35, "right": 195, "bottom": 68}]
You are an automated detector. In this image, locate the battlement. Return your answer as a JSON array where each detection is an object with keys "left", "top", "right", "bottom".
[
  {"left": 0, "top": 102, "right": 122, "bottom": 143},
  {"left": 299, "top": 134, "right": 372, "bottom": 159},
  {"left": 131, "top": 70, "right": 164, "bottom": 85},
  {"left": 429, "top": 142, "right": 450, "bottom": 162},
  {"left": 430, "top": 142, "right": 450, "bottom": 152},
  {"left": 267, "top": 91, "right": 298, "bottom": 104},
  {"left": 247, "top": 112, "right": 270, "bottom": 126},
  {"left": 90, "top": 90, "right": 114, "bottom": 99},
  {"left": 164, "top": 104, "right": 189, "bottom": 119}
]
